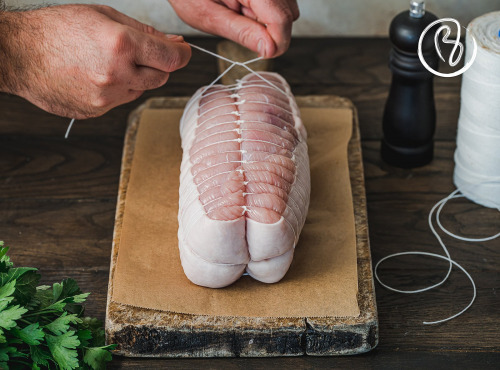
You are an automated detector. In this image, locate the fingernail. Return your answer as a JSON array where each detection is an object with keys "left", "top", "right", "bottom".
[
  {"left": 165, "top": 34, "right": 184, "bottom": 41},
  {"left": 257, "top": 39, "right": 265, "bottom": 57}
]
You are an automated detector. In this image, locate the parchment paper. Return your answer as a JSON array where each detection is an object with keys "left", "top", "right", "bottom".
[{"left": 111, "top": 106, "right": 360, "bottom": 318}]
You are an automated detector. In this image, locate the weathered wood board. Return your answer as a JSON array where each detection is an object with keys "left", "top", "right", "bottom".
[{"left": 105, "top": 95, "right": 378, "bottom": 357}]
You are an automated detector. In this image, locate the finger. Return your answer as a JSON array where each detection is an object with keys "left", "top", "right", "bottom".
[
  {"left": 239, "top": 0, "right": 299, "bottom": 20},
  {"left": 239, "top": 0, "right": 297, "bottom": 57},
  {"left": 241, "top": 6, "right": 257, "bottom": 20},
  {"left": 289, "top": 0, "right": 300, "bottom": 20},
  {"left": 132, "top": 31, "right": 192, "bottom": 73},
  {"left": 240, "top": 0, "right": 299, "bottom": 19},
  {"left": 265, "top": 21, "right": 292, "bottom": 57},
  {"left": 129, "top": 67, "right": 170, "bottom": 91},
  {"left": 195, "top": 3, "right": 276, "bottom": 58},
  {"left": 220, "top": 0, "right": 242, "bottom": 12}
]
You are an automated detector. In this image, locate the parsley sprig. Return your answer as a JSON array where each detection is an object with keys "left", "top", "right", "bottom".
[{"left": 0, "top": 241, "right": 116, "bottom": 369}]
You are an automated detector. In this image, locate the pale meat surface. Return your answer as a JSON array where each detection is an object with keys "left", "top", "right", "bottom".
[{"left": 178, "top": 72, "right": 310, "bottom": 288}]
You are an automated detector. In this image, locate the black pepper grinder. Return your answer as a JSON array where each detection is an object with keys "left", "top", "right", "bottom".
[{"left": 381, "top": 0, "right": 439, "bottom": 168}]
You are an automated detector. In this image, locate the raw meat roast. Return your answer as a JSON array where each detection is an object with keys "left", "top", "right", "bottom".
[{"left": 178, "top": 72, "right": 310, "bottom": 288}]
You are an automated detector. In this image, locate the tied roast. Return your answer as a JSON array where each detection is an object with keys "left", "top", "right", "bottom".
[{"left": 178, "top": 72, "right": 311, "bottom": 288}]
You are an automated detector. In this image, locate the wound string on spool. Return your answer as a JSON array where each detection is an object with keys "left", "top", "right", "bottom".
[{"left": 454, "top": 11, "right": 500, "bottom": 209}]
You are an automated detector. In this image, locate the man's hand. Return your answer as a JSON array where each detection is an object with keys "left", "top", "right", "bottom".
[
  {"left": 169, "top": 0, "right": 299, "bottom": 58},
  {"left": 0, "top": 5, "right": 191, "bottom": 119}
]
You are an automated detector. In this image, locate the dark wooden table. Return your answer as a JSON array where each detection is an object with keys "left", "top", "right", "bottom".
[{"left": 1, "top": 38, "right": 499, "bottom": 369}]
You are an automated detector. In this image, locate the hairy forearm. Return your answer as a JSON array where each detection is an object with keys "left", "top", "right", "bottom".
[
  {"left": 0, "top": 6, "right": 46, "bottom": 99},
  {"left": 0, "top": 9, "right": 26, "bottom": 94},
  {"left": 0, "top": 6, "right": 13, "bottom": 93}
]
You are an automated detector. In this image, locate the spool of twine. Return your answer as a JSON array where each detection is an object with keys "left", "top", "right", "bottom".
[{"left": 454, "top": 11, "right": 500, "bottom": 210}]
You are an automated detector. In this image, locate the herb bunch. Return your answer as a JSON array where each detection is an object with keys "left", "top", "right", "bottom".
[{"left": 0, "top": 241, "right": 115, "bottom": 369}]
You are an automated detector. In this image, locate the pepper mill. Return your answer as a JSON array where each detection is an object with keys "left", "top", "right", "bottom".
[{"left": 381, "top": 0, "right": 439, "bottom": 168}]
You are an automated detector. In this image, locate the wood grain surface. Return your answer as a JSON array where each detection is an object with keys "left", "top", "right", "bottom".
[{"left": 1, "top": 38, "right": 499, "bottom": 368}]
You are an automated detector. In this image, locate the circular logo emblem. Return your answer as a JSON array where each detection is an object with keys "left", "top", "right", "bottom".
[{"left": 418, "top": 18, "right": 478, "bottom": 78}]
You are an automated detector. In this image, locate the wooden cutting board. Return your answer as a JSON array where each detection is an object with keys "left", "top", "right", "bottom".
[{"left": 105, "top": 94, "right": 378, "bottom": 357}]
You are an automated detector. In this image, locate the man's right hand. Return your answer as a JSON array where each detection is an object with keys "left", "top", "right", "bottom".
[{"left": 0, "top": 5, "right": 191, "bottom": 119}]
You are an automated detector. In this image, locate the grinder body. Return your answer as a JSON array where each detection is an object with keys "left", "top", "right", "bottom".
[{"left": 381, "top": 3, "right": 439, "bottom": 168}]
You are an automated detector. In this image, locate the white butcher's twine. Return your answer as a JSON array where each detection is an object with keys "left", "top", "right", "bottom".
[
  {"left": 375, "top": 12, "right": 500, "bottom": 325},
  {"left": 187, "top": 43, "right": 287, "bottom": 95},
  {"left": 64, "top": 118, "right": 75, "bottom": 139},
  {"left": 64, "top": 42, "right": 283, "bottom": 138}
]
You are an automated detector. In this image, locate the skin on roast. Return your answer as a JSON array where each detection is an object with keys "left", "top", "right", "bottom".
[{"left": 178, "top": 72, "right": 310, "bottom": 288}]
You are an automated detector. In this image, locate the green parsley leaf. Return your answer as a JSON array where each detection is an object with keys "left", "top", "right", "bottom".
[
  {"left": 79, "top": 317, "right": 105, "bottom": 347},
  {"left": 83, "top": 344, "right": 117, "bottom": 370},
  {"left": 0, "top": 261, "right": 11, "bottom": 274},
  {"left": 6, "top": 346, "right": 27, "bottom": 358},
  {"left": 60, "top": 279, "right": 82, "bottom": 298},
  {"left": 45, "top": 312, "right": 82, "bottom": 335},
  {"left": 0, "top": 280, "right": 16, "bottom": 301},
  {"left": 0, "top": 304, "right": 28, "bottom": 330},
  {"left": 46, "top": 331, "right": 80, "bottom": 370},
  {"left": 0, "top": 345, "right": 17, "bottom": 362},
  {"left": 59, "top": 279, "right": 86, "bottom": 315},
  {"left": 0, "top": 299, "right": 14, "bottom": 312},
  {"left": 29, "top": 285, "right": 53, "bottom": 311},
  {"left": 52, "top": 279, "right": 82, "bottom": 302},
  {"left": 69, "top": 293, "right": 90, "bottom": 304},
  {"left": 44, "top": 293, "right": 90, "bottom": 313},
  {"left": 52, "top": 282, "right": 63, "bottom": 302},
  {"left": 11, "top": 323, "right": 45, "bottom": 345},
  {"left": 76, "top": 329, "right": 92, "bottom": 348},
  {"left": 0, "top": 245, "right": 116, "bottom": 368},
  {"left": 0, "top": 267, "right": 37, "bottom": 287},
  {"left": 0, "top": 244, "right": 13, "bottom": 271},
  {"left": 30, "top": 345, "right": 52, "bottom": 367},
  {"left": 13, "top": 270, "right": 41, "bottom": 306}
]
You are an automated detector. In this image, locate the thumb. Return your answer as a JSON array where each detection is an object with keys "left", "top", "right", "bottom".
[{"left": 133, "top": 32, "right": 192, "bottom": 72}]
